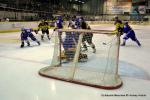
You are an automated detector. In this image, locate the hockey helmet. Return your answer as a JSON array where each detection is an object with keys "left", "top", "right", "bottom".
[
  {"left": 21, "top": 28, "right": 25, "bottom": 31},
  {"left": 124, "top": 21, "right": 128, "bottom": 25},
  {"left": 114, "top": 16, "right": 119, "bottom": 21}
]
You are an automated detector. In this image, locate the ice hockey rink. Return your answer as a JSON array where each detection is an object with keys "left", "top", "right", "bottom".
[{"left": 0, "top": 24, "right": 150, "bottom": 100}]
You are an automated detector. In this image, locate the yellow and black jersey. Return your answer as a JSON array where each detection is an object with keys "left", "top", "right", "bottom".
[
  {"left": 38, "top": 22, "right": 50, "bottom": 31},
  {"left": 114, "top": 20, "right": 124, "bottom": 35},
  {"left": 81, "top": 21, "right": 88, "bottom": 29}
]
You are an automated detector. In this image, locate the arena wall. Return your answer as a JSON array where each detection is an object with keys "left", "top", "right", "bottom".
[
  {"left": 0, "top": 11, "right": 37, "bottom": 21},
  {"left": 0, "top": 21, "right": 150, "bottom": 33},
  {"left": 0, "top": 22, "right": 39, "bottom": 33}
]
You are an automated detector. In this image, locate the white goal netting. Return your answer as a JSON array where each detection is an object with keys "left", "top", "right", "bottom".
[{"left": 39, "top": 29, "right": 122, "bottom": 89}]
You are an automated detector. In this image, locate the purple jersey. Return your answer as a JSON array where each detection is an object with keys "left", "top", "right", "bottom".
[
  {"left": 21, "top": 28, "right": 36, "bottom": 41},
  {"left": 63, "top": 32, "right": 76, "bottom": 49},
  {"left": 56, "top": 19, "right": 63, "bottom": 29},
  {"left": 123, "top": 25, "right": 136, "bottom": 41},
  {"left": 75, "top": 18, "right": 81, "bottom": 29}
]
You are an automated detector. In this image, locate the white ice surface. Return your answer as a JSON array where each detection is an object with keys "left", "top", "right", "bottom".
[{"left": 0, "top": 25, "right": 150, "bottom": 100}]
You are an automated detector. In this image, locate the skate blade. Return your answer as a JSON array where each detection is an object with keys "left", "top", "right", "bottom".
[{"left": 79, "top": 58, "right": 88, "bottom": 62}]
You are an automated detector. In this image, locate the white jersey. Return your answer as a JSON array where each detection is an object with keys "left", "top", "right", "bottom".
[{"left": 68, "top": 20, "right": 75, "bottom": 27}]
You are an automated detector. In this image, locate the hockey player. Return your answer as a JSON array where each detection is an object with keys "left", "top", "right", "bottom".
[
  {"left": 121, "top": 22, "right": 141, "bottom": 46},
  {"left": 55, "top": 16, "right": 63, "bottom": 29},
  {"left": 82, "top": 26, "right": 96, "bottom": 53},
  {"left": 75, "top": 17, "right": 81, "bottom": 29},
  {"left": 80, "top": 17, "right": 96, "bottom": 53},
  {"left": 62, "top": 25, "right": 87, "bottom": 62},
  {"left": 20, "top": 28, "right": 40, "bottom": 48},
  {"left": 80, "top": 17, "right": 87, "bottom": 29},
  {"left": 68, "top": 17, "right": 75, "bottom": 28},
  {"left": 114, "top": 16, "right": 124, "bottom": 35},
  {"left": 69, "top": 16, "right": 81, "bottom": 29},
  {"left": 38, "top": 20, "right": 50, "bottom": 40},
  {"left": 62, "top": 33, "right": 76, "bottom": 60}
]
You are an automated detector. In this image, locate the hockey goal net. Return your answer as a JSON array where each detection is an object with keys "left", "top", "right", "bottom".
[{"left": 39, "top": 29, "right": 122, "bottom": 89}]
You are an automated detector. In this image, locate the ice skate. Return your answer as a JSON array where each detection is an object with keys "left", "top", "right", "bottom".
[
  {"left": 121, "top": 41, "right": 126, "bottom": 46},
  {"left": 121, "top": 43, "right": 125, "bottom": 46},
  {"left": 78, "top": 53, "right": 88, "bottom": 62},
  {"left": 20, "top": 44, "right": 24, "bottom": 48},
  {"left": 93, "top": 48, "right": 96, "bottom": 53},
  {"left": 20, "top": 42, "right": 24, "bottom": 48},
  {"left": 37, "top": 41, "right": 41, "bottom": 45},
  {"left": 27, "top": 41, "right": 30, "bottom": 47}
]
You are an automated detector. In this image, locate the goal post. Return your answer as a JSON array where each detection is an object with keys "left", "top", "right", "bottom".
[{"left": 39, "top": 29, "right": 123, "bottom": 89}]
